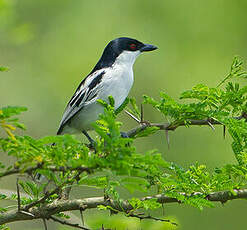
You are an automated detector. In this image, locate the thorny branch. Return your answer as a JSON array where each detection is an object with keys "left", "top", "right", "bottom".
[{"left": 125, "top": 110, "right": 247, "bottom": 138}]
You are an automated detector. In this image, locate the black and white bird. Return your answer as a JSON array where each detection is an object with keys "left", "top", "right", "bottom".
[{"left": 57, "top": 37, "right": 157, "bottom": 144}]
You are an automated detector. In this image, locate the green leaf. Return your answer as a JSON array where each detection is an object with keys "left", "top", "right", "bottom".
[
  {"left": 97, "top": 205, "right": 108, "bottom": 211},
  {"left": 0, "top": 224, "right": 10, "bottom": 230},
  {"left": 0, "top": 66, "right": 9, "bottom": 72},
  {"left": 108, "top": 95, "right": 115, "bottom": 107},
  {"left": 115, "top": 97, "right": 129, "bottom": 115},
  {"left": 217, "top": 56, "right": 247, "bottom": 87},
  {"left": 0, "top": 106, "right": 27, "bottom": 119},
  {"left": 0, "top": 194, "right": 7, "bottom": 200}
]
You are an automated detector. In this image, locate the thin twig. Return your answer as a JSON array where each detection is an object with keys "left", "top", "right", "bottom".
[
  {"left": 49, "top": 216, "right": 90, "bottom": 230},
  {"left": 80, "top": 208, "right": 84, "bottom": 226},
  {"left": 129, "top": 213, "right": 178, "bottom": 226},
  {"left": 140, "top": 104, "right": 144, "bottom": 122},
  {"left": 16, "top": 178, "right": 21, "bottom": 212},
  {"left": 162, "top": 203, "right": 165, "bottom": 216},
  {"left": 42, "top": 218, "right": 48, "bottom": 230}
]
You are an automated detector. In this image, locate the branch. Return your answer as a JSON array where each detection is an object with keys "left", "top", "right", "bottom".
[
  {"left": 128, "top": 213, "right": 177, "bottom": 226},
  {"left": 1, "top": 189, "right": 247, "bottom": 225},
  {"left": 49, "top": 216, "right": 90, "bottom": 230},
  {"left": 126, "top": 115, "right": 244, "bottom": 138},
  {"left": 0, "top": 165, "right": 93, "bottom": 179}
]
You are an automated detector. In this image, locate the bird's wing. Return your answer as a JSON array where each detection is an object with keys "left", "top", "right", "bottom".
[{"left": 57, "top": 69, "right": 106, "bottom": 134}]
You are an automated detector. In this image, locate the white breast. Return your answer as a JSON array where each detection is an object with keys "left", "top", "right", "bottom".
[
  {"left": 98, "top": 65, "right": 133, "bottom": 108},
  {"left": 98, "top": 50, "right": 140, "bottom": 108}
]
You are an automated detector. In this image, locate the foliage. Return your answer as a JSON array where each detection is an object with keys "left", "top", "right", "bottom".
[
  {"left": 1, "top": 57, "right": 247, "bottom": 229},
  {"left": 0, "top": 66, "right": 8, "bottom": 72}
]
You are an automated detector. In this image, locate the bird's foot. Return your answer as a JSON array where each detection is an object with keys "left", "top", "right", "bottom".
[
  {"left": 82, "top": 131, "right": 97, "bottom": 152},
  {"left": 88, "top": 139, "right": 97, "bottom": 151}
]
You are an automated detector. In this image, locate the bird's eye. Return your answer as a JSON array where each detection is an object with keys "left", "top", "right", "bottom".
[{"left": 129, "top": 43, "right": 137, "bottom": 50}]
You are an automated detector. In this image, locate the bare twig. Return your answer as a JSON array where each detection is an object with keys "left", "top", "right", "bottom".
[
  {"left": 49, "top": 216, "right": 90, "bottom": 230},
  {"left": 162, "top": 203, "right": 165, "bottom": 216},
  {"left": 42, "top": 218, "right": 48, "bottom": 230},
  {"left": 16, "top": 178, "right": 21, "bottom": 212},
  {"left": 80, "top": 208, "right": 84, "bottom": 226},
  {"left": 140, "top": 104, "right": 144, "bottom": 122},
  {"left": 129, "top": 213, "right": 177, "bottom": 226}
]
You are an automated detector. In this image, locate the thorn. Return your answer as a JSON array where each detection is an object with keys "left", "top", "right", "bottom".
[
  {"left": 42, "top": 218, "right": 48, "bottom": 230},
  {"left": 162, "top": 203, "right": 165, "bottom": 216},
  {"left": 20, "top": 210, "right": 35, "bottom": 217},
  {"left": 207, "top": 120, "right": 215, "bottom": 131},
  {"left": 165, "top": 130, "right": 170, "bottom": 149},
  {"left": 141, "top": 104, "right": 144, "bottom": 122},
  {"left": 16, "top": 178, "right": 21, "bottom": 212},
  {"left": 137, "top": 212, "right": 145, "bottom": 216},
  {"left": 124, "top": 110, "right": 140, "bottom": 123},
  {"left": 80, "top": 208, "right": 84, "bottom": 226},
  {"left": 223, "top": 125, "right": 226, "bottom": 139}
]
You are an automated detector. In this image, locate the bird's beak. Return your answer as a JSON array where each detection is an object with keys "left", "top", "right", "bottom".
[{"left": 140, "top": 44, "right": 158, "bottom": 52}]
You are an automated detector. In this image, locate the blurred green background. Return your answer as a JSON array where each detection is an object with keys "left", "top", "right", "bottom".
[{"left": 1, "top": 0, "right": 247, "bottom": 229}]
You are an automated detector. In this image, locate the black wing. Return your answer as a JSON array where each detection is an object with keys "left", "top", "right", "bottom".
[{"left": 57, "top": 70, "right": 105, "bottom": 134}]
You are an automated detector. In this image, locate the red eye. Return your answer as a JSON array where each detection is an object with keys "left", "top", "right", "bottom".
[{"left": 129, "top": 43, "right": 137, "bottom": 50}]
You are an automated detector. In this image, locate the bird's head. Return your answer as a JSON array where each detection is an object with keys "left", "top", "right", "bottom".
[
  {"left": 91, "top": 37, "right": 157, "bottom": 73},
  {"left": 110, "top": 37, "right": 157, "bottom": 54}
]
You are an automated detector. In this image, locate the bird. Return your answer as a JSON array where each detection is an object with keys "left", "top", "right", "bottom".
[{"left": 57, "top": 37, "right": 157, "bottom": 144}]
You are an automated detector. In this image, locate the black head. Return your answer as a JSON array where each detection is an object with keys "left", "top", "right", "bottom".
[{"left": 90, "top": 37, "right": 157, "bottom": 74}]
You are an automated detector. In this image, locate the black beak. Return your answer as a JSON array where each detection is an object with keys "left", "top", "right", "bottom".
[{"left": 140, "top": 44, "right": 158, "bottom": 52}]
